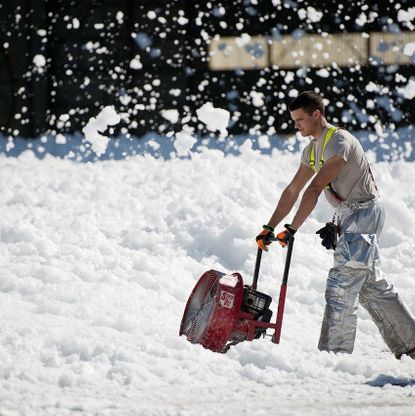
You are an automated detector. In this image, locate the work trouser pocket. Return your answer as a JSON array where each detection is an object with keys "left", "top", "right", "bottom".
[{"left": 334, "top": 232, "right": 376, "bottom": 269}]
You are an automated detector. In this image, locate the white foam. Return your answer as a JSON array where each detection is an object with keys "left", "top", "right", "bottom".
[
  {"left": 219, "top": 274, "right": 239, "bottom": 288},
  {"left": 0, "top": 147, "right": 414, "bottom": 413},
  {"left": 174, "top": 127, "right": 197, "bottom": 156},
  {"left": 82, "top": 106, "right": 121, "bottom": 156},
  {"left": 196, "top": 102, "right": 230, "bottom": 138}
]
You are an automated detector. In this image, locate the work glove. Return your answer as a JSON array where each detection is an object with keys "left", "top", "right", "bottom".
[
  {"left": 276, "top": 224, "right": 297, "bottom": 247},
  {"left": 316, "top": 222, "right": 338, "bottom": 250},
  {"left": 256, "top": 225, "right": 275, "bottom": 251}
]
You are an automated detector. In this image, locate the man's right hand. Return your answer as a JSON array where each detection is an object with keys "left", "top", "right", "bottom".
[
  {"left": 256, "top": 225, "right": 275, "bottom": 251},
  {"left": 276, "top": 224, "right": 297, "bottom": 247},
  {"left": 316, "top": 222, "right": 338, "bottom": 250}
]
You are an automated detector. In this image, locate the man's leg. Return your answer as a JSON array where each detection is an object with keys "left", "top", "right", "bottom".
[
  {"left": 359, "top": 271, "right": 415, "bottom": 357},
  {"left": 319, "top": 199, "right": 415, "bottom": 355},
  {"left": 318, "top": 267, "right": 366, "bottom": 353}
]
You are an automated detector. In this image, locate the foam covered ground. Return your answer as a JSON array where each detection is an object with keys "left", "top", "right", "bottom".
[{"left": 0, "top": 146, "right": 414, "bottom": 415}]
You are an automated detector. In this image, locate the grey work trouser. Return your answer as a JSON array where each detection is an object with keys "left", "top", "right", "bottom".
[{"left": 318, "top": 198, "right": 415, "bottom": 355}]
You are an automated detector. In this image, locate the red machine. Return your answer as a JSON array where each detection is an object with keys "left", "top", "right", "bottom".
[{"left": 179, "top": 235, "right": 294, "bottom": 353}]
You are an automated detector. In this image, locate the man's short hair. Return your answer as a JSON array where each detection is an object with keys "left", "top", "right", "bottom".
[{"left": 289, "top": 91, "right": 325, "bottom": 116}]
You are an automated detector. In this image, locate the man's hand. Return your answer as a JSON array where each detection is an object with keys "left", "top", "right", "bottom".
[
  {"left": 276, "top": 224, "right": 297, "bottom": 247},
  {"left": 316, "top": 222, "right": 338, "bottom": 250},
  {"left": 256, "top": 225, "right": 275, "bottom": 251}
]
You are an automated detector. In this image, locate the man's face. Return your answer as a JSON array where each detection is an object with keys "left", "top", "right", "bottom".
[{"left": 290, "top": 108, "right": 319, "bottom": 137}]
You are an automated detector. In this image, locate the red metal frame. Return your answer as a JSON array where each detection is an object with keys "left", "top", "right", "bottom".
[
  {"left": 230, "top": 281, "right": 287, "bottom": 344},
  {"left": 200, "top": 273, "right": 244, "bottom": 352},
  {"left": 180, "top": 237, "right": 294, "bottom": 352},
  {"left": 228, "top": 237, "right": 293, "bottom": 346}
]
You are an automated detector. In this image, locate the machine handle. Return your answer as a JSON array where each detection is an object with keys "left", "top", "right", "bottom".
[
  {"left": 251, "top": 235, "right": 294, "bottom": 290},
  {"left": 282, "top": 235, "right": 294, "bottom": 286},
  {"left": 251, "top": 247, "right": 262, "bottom": 290}
]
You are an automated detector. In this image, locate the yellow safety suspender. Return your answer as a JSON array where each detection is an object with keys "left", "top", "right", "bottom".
[
  {"left": 309, "top": 127, "right": 344, "bottom": 202},
  {"left": 309, "top": 126, "right": 338, "bottom": 172}
]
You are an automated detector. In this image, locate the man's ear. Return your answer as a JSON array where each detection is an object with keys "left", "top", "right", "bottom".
[{"left": 313, "top": 110, "right": 321, "bottom": 120}]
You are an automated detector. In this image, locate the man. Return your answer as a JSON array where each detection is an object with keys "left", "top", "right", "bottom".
[{"left": 256, "top": 90, "right": 415, "bottom": 358}]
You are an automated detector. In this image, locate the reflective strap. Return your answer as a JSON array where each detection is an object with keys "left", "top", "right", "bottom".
[
  {"left": 310, "top": 127, "right": 338, "bottom": 172},
  {"left": 309, "top": 126, "right": 344, "bottom": 201}
]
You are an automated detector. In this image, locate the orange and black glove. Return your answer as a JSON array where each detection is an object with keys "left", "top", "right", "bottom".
[
  {"left": 256, "top": 225, "right": 275, "bottom": 251},
  {"left": 276, "top": 224, "right": 297, "bottom": 247}
]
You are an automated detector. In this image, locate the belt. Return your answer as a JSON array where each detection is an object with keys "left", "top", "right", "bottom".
[{"left": 340, "top": 197, "right": 380, "bottom": 210}]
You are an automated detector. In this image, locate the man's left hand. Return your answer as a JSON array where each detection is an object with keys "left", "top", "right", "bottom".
[{"left": 276, "top": 224, "right": 297, "bottom": 247}]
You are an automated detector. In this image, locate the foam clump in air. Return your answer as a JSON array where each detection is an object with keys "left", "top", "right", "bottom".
[
  {"left": 161, "top": 109, "right": 180, "bottom": 124},
  {"left": 174, "top": 126, "right": 197, "bottom": 157},
  {"left": 82, "top": 106, "right": 121, "bottom": 156},
  {"left": 33, "top": 54, "right": 46, "bottom": 67},
  {"left": 196, "top": 102, "right": 230, "bottom": 139},
  {"left": 397, "top": 78, "right": 415, "bottom": 100}
]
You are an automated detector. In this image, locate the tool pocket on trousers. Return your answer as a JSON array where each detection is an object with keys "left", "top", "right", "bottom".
[
  {"left": 325, "top": 272, "right": 349, "bottom": 321},
  {"left": 334, "top": 232, "right": 376, "bottom": 268}
]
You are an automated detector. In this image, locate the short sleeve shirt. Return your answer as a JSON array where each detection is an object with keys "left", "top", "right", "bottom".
[{"left": 301, "top": 125, "right": 379, "bottom": 207}]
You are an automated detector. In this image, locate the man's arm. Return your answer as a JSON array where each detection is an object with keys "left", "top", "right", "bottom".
[
  {"left": 290, "top": 155, "right": 346, "bottom": 229},
  {"left": 267, "top": 163, "right": 314, "bottom": 229}
]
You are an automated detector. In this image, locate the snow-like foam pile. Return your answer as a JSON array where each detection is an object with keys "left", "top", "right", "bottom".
[{"left": 0, "top": 147, "right": 414, "bottom": 414}]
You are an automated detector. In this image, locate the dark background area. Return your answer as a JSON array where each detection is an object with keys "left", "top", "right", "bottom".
[{"left": 0, "top": 0, "right": 414, "bottom": 139}]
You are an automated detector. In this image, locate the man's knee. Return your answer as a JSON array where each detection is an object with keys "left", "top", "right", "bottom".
[
  {"left": 325, "top": 269, "right": 361, "bottom": 318},
  {"left": 360, "top": 276, "right": 397, "bottom": 305}
]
